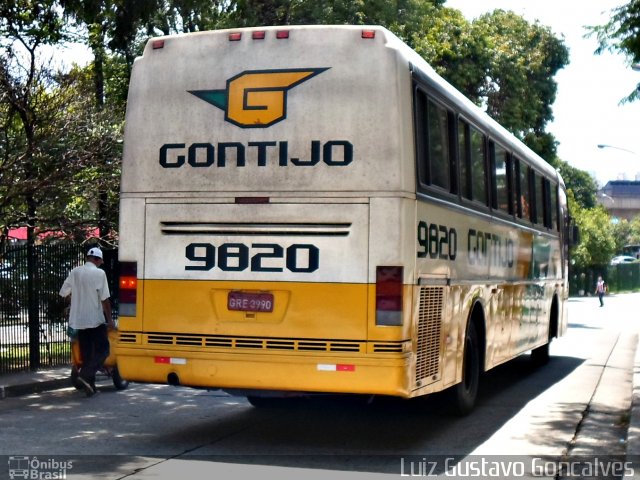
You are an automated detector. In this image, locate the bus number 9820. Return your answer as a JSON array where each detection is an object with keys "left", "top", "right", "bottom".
[{"left": 185, "top": 242, "right": 320, "bottom": 273}]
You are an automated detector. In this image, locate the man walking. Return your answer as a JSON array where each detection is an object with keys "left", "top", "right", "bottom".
[{"left": 60, "top": 247, "right": 114, "bottom": 396}]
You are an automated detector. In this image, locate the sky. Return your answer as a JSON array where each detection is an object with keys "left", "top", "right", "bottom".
[{"left": 445, "top": 0, "right": 640, "bottom": 186}]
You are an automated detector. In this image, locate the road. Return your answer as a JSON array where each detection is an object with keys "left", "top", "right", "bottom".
[{"left": 0, "top": 293, "right": 638, "bottom": 480}]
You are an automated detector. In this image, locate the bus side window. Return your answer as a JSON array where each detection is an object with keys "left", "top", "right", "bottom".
[
  {"left": 426, "top": 97, "right": 451, "bottom": 191},
  {"left": 459, "top": 120, "right": 487, "bottom": 206},
  {"left": 470, "top": 126, "right": 487, "bottom": 205},
  {"left": 518, "top": 161, "right": 531, "bottom": 222},
  {"left": 533, "top": 172, "right": 545, "bottom": 226},
  {"left": 414, "top": 88, "right": 429, "bottom": 188},
  {"left": 458, "top": 119, "right": 471, "bottom": 200},
  {"left": 550, "top": 181, "right": 559, "bottom": 230},
  {"left": 490, "top": 141, "right": 510, "bottom": 213}
]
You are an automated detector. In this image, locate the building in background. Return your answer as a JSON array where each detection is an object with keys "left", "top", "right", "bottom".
[{"left": 597, "top": 180, "right": 640, "bottom": 220}]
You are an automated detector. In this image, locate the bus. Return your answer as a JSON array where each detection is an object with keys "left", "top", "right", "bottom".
[{"left": 116, "top": 25, "right": 572, "bottom": 414}]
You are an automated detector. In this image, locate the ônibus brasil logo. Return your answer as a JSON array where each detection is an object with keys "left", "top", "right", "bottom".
[{"left": 188, "top": 68, "right": 329, "bottom": 128}]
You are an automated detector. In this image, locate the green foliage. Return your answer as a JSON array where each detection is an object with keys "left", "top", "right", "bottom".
[
  {"left": 412, "top": 7, "right": 489, "bottom": 104},
  {"left": 0, "top": 1, "right": 123, "bottom": 248},
  {"left": 589, "top": 0, "right": 640, "bottom": 103},
  {"left": 612, "top": 219, "right": 634, "bottom": 253},
  {"left": 570, "top": 199, "right": 616, "bottom": 269},
  {"left": 411, "top": 8, "right": 569, "bottom": 161},
  {"left": 552, "top": 158, "right": 598, "bottom": 210},
  {"left": 0, "top": 0, "right": 66, "bottom": 46}
]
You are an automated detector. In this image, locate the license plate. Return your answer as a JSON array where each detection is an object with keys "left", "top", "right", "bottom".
[{"left": 228, "top": 291, "right": 274, "bottom": 313}]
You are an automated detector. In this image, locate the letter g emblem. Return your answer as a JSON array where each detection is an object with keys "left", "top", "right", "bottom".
[{"left": 189, "top": 68, "right": 329, "bottom": 128}]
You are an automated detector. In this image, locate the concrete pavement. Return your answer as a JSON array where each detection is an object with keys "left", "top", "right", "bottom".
[{"left": 1, "top": 303, "right": 639, "bottom": 470}]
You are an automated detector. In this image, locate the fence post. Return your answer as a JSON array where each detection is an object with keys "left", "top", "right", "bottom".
[{"left": 27, "top": 238, "right": 40, "bottom": 371}]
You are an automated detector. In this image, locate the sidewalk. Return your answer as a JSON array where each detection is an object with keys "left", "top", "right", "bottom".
[
  {"left": 625, "top": 339, "right": 640, "bottom": 479},
  {"left": 0, "top": 366, "right": 71, "bottom": 399}
]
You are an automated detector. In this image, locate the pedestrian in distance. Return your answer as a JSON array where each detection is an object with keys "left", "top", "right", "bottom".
[
  {"left": 595, "top": 275, "right": 607, "bottom": 307},
  {"left": 59, "top": 247, "right": 114, "bottom": 396}
]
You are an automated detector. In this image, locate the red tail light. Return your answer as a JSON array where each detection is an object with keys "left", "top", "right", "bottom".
[
  {"left": 376, "top": 266, "right": 403, "bottom": 326},
  {"left": 119, "top": 261, "right": 137, "bottom": 317},
  {"left": 361, "top": 30, "right": 376, "bottom": 39}
]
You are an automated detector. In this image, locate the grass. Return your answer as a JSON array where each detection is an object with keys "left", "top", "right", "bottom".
[{"left": 0, "top": 341, "right": 71, "bottom": 373}]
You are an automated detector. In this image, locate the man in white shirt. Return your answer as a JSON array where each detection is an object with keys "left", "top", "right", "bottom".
[{"left": 60, "top": 247, "right": 114, "bottom": 396}]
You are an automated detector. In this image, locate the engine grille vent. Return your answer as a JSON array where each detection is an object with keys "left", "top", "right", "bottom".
[
  {"left": 118, "top": 332, "right": 407, "bottom": 355},
  {"left": 415, "top": 286, "right": 444, "bottom": 387}
]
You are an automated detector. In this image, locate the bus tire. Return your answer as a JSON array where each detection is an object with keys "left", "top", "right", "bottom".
[
  {"left": 531, "top": 342, "right": 550, "bottom": 366},
  {"left": 246, "top": 396, "right": 286, "bottom": 408},
  {"left": 111, "top": 366, "right": 129, "bottom": 390},
  {"left": 449, "top": 321, "right": 480, "bottom": 416}
]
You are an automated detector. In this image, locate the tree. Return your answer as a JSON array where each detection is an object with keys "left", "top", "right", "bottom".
[
  {"left": 0, "top": 0, "right": 66, "bottom": 245},
  {"left": 471, "top": 11, "right": 568, "bottom": 160},
  {"left": 589, "top": 0, "right": 640, "bottom": 102},
  {"left": 412, "top": 8, "right": 569, "bottom": 162},
  {"left": 146, "top": 0, "right": 236, "bottom": 35},
  {"left": 49, "top": 65, "right": 123, "bottom": 244},
  {"left": 570, "top": 199, "right": 616, "bottom": 269},
  {"left": 552, "top": 158, "right": 598, "bottom": 210},
  {"left": 60, "top": 0, "right": 148, "bottom": 238},
  {"left": 0, "top": 0, "right": 69, "bottom": 369}
]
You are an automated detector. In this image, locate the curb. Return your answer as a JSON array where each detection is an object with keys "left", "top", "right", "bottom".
[
  {"left": 624, "top": 335, "right": 640, "bottom": 479},
  {"left": 0, "top": 377, "right": 71, "bottom": 399}
]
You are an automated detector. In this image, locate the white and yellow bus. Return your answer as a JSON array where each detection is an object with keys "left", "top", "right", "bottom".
[{"left": 116, "top": 25, "right": 572, "bottom": 414}]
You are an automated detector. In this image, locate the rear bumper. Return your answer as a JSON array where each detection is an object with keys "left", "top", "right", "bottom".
[{"left": 116, "top": 345, "right": 412, "bottom": 397}]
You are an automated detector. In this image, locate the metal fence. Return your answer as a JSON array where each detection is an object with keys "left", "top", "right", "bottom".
[
  {"left": 570, "top": 263, "right": 640, "bottom": 297},
  {"left": 0, "top": 243, "right": 119, "bottom": 374}
]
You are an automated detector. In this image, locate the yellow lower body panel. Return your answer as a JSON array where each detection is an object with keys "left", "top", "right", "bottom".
[
  {"left": 116, "top": 346, "right": 412, "bottom": 397},
  {"left": 139, "top": 279, "right": 370, "bottom": 340}
]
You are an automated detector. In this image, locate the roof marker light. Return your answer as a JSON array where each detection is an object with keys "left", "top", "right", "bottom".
[
  {"left": 152, "top": 40, "right": 165, "bottom": 49},
  {"left": 276, "top": 30, "right": 290, "bottom": 39},
  {"left": 228, "top": 32, "right": 242, "bottom": 41},
  {"left": 361, "top": 30, "right": 376, "bottom": 39},
  {"left": 252, "top": 31, "right": 266, "bottom": 40}
]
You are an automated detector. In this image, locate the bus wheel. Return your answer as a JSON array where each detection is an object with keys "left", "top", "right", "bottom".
[
  {"left": 246, "top": 396, "right": 284, "bottom": 408},
  {"left": 449, "top": 321, "right": 480, "bottom": 416},
  {"left": 246, "top": 395, "right": 302, "bottom": 408},
  {"left": 111, "top": 366, "right": 129, "bottom": 390},
  {"left": 531, "top": 342, "right": 550, "bottom": 366}
]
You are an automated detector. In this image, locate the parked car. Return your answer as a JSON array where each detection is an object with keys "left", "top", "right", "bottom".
[{"left": 610, "top": 255, "right": 637, "bottom": 265}]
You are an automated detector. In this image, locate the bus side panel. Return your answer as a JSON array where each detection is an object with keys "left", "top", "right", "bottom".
[{"left": 415, "top": 198, "right": 564, "bottom": 382}]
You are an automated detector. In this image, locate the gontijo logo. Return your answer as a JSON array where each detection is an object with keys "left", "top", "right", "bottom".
[{"left": 189, "top": 68, "right": 329, "bottom": 128}]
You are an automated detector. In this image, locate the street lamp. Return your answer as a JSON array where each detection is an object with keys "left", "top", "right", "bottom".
[
  {"left": 596, "top": 144, "right": 640, "bottom": 182},
  {"left": 597, "top": 144, "right": 638, "bottom": 155},
  {"left": 600, "top": 192, "right": 615, "bottom": 204}
]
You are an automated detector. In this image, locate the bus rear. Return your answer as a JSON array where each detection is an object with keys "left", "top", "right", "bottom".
[{"left": 116, "top": 26, "right": 419, "bottom": 398}]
